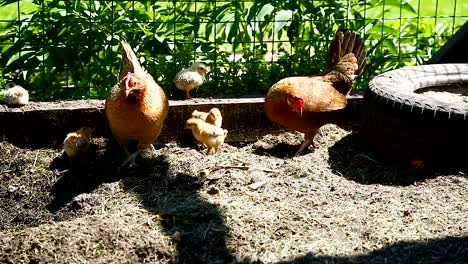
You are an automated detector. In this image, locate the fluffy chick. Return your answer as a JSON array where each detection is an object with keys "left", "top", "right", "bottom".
[
  {"left": 191, "top": 109, "right": 209, "bottom": 121},
  {"left": 174, "top": 62, "right": 209, "bottom": 99},
  {"left": 63, "top": 127, "right": 94, "bottom": 164},
  {"left": 185, "top": 117, "right": 228, "bottom": 155},
  {"left": 206, "top": 108, "right": 222, "bottom": 128},
  {"left": 192, "top": 107, "right": 223, "bottom": 128},
  {"left": 3, "top": 82, "right": 29, "bottom": 106}
]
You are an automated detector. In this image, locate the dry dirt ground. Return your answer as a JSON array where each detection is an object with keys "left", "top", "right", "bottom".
[{"left": 0, "top": 124, "right": 467, "bottom": 264}]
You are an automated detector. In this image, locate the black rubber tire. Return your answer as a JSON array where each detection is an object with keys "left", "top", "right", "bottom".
[{"left": 361, "top": 63, "right": 468, "bottom": 163}]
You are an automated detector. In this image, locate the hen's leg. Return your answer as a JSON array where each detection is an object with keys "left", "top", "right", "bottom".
[
  {"left": 122, "top": 150, "right": 140, "bottom": 166},
  {"left": 118, "top": 142, "right": 144, "bottom": 173},
  {"left": 118, "top": 149, "right": 140, "bottom": 173},
  {"left": 295, "top": 130, "right": 318, "bottom": 156}
]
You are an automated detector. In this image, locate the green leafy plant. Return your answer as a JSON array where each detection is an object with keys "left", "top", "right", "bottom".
[{"left": 0, "top": 0, "right": 464, "bottom": 100}]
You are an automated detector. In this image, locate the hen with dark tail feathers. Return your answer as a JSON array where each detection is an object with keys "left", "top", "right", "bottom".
[
  {"left": 105, "top": 40, "right": 169, "bottom": 169},
  {"left": 264, "top": 29, "right": 367, "bottom": 156}
]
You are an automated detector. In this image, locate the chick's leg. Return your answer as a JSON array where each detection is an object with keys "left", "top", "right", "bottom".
[
  {"left": 206, "top": 147, "right": 212, "bottom": 155},
  {"left": 185, "top": 89, "right": 192, "bottom": 99},
  {"left": 295, "top": 130, "right": 318, "bottom": 156},
  {"left": 197, "top": 140, "right": 207, "bottom": 148}
]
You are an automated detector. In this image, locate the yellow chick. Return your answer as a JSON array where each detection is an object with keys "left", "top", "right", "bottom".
[
  {"left": 3, "top": 82, "right": 29, "bottom": 106},
  {"left": 191, "top": 107, "right": 223, "bottom": 128},
  {"left": 63, "top": 127, "right": 94, "bottom": 162},
  {"left": 185, "top": 118, "right": 228, "bottom": 155},
  {"left": 191, "top": 109, "right": 209, "bottom": 121},
  {"left": 191, "top": 110, "right": 210, "bottom": 148},
  {"left": 174, "top": 62, "right": 209, "bottom": 99},
  {"left": 206, "top": 108, "right": 222, "bottom": 128}
]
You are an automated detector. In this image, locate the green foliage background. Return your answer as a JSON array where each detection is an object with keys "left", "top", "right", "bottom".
[{"left": 0, "top": 0, "right": 466, "bottom": 100}]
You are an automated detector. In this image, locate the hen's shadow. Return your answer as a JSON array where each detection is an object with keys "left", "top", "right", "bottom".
[
  {"left": 119, "top": 155, "right": 235, "bottom": 263},
  {"left": 328, "top": 132, "right": 468, "bottom": 186},
  {"left": 253, "top": 142, "right": 312, "bottom": 158},
  {"left": 47, "top": 141, "right": 122, "bottom": 212},
  {"left": 48, "top": 140, "right": 235, "bottom": 262},
  {"left": 278, "top": 235, "right": 468, "bottom": 264}
]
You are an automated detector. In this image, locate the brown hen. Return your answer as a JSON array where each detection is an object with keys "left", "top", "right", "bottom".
[
  {"left": 264, "top": 29, "right": 367, "bottom": 156},
  {"left": 105, "top": 40, "right": 169, "bottom": 169}
]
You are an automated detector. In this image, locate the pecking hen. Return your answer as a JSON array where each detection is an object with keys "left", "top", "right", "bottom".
[
  {"left": 264, "top": 28, "right": 367, "bottom": 156},
  {"left": 105, "top": 40, "right": 169, "bottom": 169}
]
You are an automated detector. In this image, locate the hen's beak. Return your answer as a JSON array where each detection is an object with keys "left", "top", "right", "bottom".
[
  {"left": 121, "top": 72, "right": 133, "bottom": 92},
  {"left": 124, "top": 74, "right": 135, "bottom": 98},
  {"left": 125, "top": 88, "right": 132, "bottom": 98},
  {"left": 287, "top": 97, "right": 303, "bottom": 116}
]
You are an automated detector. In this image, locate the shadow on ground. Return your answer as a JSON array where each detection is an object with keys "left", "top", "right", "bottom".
[
  {"left": 47, "top": 139, "right": 124, "bottom": 212},
  {"left": 121, "top": 160, "right": 234, "bottom": 263},
  {"left": 47, "top": 139, "right": 235, "bottom": 263},
  {"left": 253, "top": 142, "right": 312, "bottom": 159},
  {"left": 278, "top": 235, "right": 468, "bottom": 264},
  {"left": 328, "top": 132, "right": 468, "bottom": 186}
]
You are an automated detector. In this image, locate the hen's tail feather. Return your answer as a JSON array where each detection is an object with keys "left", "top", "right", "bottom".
[
  {"left": 355, "top": 43, "right": 367, "bottom": 74},
  {"left": 326, "top": 28, "right": 367, "bottom": 78},
  {"left": 118, "top": 40, "right": 145, "bottom": 82}
]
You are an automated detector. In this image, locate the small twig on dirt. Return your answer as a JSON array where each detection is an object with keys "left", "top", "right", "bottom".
[
  {"left": 232, "top": 158, "right": 279, "bottom": 173},
  {"left": 247, "top": 180, "right": 267, "bottom": 190},
  {"left": 211, "top": 165, "right": 279, "bottom": 174},
  {"left": 254, "top": 167, "right": 280, "bottom": 173},
  {"left": 212, "top": 165, "right": 250, "bottom": 171},
  {"left": 203, "top": 218, "right": 216, "bottom": 240},
  {"left": 354, "top": 154, "right": 380, "bottom": 164},
  {"left": 31, "top": 152, "right": 39, "bottom": 169},
  {"left": 58, "top": 169, "right": 69, "bottom": 174},
  {"left": 232, "top": 158, "right": 249, "bottom": 165}
]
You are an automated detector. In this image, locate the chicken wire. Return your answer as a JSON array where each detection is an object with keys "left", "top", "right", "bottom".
[{"left": 0, "top": 0, "right": 466, "bottom": 100}]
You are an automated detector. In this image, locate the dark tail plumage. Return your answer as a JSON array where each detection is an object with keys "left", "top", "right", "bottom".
[
  {"left": 325, "top": 29, "right": 367, "bottom": 94},
  {"left": 118, "top": 40, "right": 145, "bottom": 82}
]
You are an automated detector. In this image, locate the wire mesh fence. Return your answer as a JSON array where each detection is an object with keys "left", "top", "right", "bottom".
[{"left": 0, "top": 0, "right": 466, "bottom": 101}]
